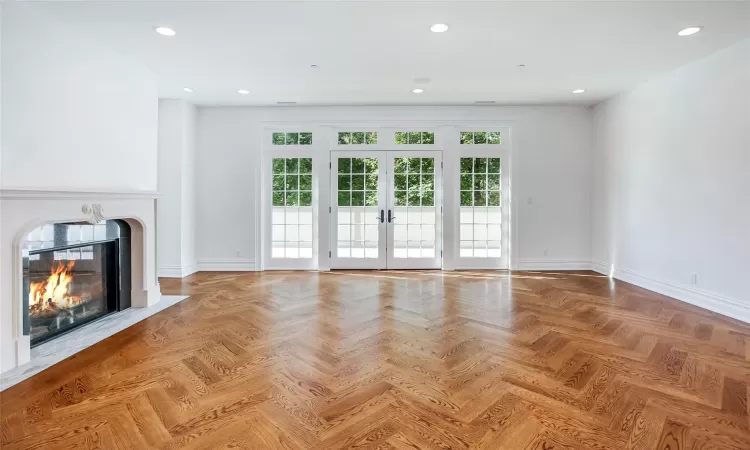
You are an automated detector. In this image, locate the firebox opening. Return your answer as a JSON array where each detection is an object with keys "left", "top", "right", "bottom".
[{"left": 22, "top": 220, "right": 131, "bottom": 347}]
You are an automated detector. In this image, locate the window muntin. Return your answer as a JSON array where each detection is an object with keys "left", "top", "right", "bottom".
[
  {"left": 393, "top": 157, "right": 436, "bottom": 258},
  {"left": 271, "top": 158, "right": 313, "bottom": 259},
  {"left": 459, "top": 157, "right": 502, "bottom": 258},
  {"left": 338, "top": 132, "right": 377, "bottom": 145},
  {"left": 460, "top": 131, "right": 501, "bottom": 145},
  {"left": 272, "top": 132, "right": 313, "bottom": 145},
  {"left": 336, "top": 157, "right": 379, "bottom": 258},
  {"left": 395, "top": 131, "right": 435, "bottom": 145}
]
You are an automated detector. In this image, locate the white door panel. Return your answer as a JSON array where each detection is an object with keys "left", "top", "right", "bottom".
[{"left": 330, "top": 150, "right": 442, "bottom": 269}]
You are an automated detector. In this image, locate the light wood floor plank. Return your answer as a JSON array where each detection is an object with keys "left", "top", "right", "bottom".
[{"left": 2, "top": 270, "right": 749, "bottom": 449}]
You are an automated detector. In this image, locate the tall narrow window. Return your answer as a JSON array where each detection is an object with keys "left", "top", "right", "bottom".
[
  {"left": 271, "top": 158, "right": 313, "bottom": 258},
  {"left": 459, "top": 157, "right": 502, "bottom": 257}
]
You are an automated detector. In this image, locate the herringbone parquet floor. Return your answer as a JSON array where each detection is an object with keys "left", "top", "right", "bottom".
[{"left": 1, "top": 270, "right": 749, "bottom": 449}]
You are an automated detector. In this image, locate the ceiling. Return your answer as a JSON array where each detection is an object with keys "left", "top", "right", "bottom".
[{"left": 36, "top": 1, "right": 750, "bottom": 106}]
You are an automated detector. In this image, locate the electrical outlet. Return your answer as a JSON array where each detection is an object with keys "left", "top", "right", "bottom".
[
  {"left": 236, "top": 250, "right": 242, "bottom": 257},
  {"left": 690, "top": 273, "right": 698, "bottom": 285},
  {"left": 527, "top": 197, "right": 533, "bottom": 205}
]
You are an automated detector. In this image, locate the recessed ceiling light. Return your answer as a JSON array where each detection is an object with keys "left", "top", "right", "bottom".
[
  {"left": 155, "top": 27, "right": 176, "bottom": 36},
  {"left": 412, "top": 88, "right": 425, "bottom": 94},
  {"left": 678, "top": 26, "right": 702, "bottom": 36},
  {"left": 518, "top": 64, "right": 526, "bottom": 68},
  {"left": 572, "top": 89, "right": 586, "bottom": 94},
  {"left": 237, "top": 89, "right": 250, "bottom": 95},
  {"left": 183, "top": 87, "right": 193, "bottom": 93},
  {"left": 430, "top": 24, "right": 449, "bottom": 33},
  {"left": 310, "top": 64, "right": 319, "bottom": 69}
]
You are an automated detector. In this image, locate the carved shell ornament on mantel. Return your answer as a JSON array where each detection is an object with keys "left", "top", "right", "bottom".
[{"left": 81, "top": 204, "right": 105, "bottom": 224}]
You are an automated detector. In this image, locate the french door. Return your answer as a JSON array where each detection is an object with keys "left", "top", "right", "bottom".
[{"left": 330, "top": 151, "right": 442, "bottom": 269}]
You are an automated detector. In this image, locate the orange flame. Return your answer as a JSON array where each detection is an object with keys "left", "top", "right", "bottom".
[{"left": 29, "top": 261, "right": 81, "bottom": 315}]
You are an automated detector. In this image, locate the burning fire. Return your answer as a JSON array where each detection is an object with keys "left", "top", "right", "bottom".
[{"left": 29, "top": 261, "right": 82, "bottom": 315}]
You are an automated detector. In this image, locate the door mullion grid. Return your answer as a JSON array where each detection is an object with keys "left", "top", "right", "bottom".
[{"left": 331, "top": 150, "right": 441, "bottom": 270}]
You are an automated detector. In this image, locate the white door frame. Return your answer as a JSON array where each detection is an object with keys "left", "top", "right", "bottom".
[
  {"left": 329, "top": 149, "right": 443, "bottom": 270},
  {"left": 259, "top": 123, "right": 516, "bottom": 272}
]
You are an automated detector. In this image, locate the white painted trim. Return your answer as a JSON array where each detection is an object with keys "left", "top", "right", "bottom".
[
  {"left": 590, "top": 260, "right": 750, "bottom": 324},
  {"left": 0, "top": 189, "right": 161, "bottom": 200},
  {"left": 158, "top": 262, "right": 198, "bottom": 279},
  {"left": 197, "top": 258, "right": 256, "bottom": 272},
  {"left": 591, "top": 259, "right": 612, "bottom": 276},
  {"left": 516, "top": 260, "right": 592, "bottom": 270}
]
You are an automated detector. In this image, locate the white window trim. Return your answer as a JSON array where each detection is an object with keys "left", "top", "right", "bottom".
[
  {"left": 259, "top": 123, "right": 517, "bottom": 272},
  {"left": 261, "top": 128, "right": 322, "bottom": 270},
  {"left": 451, "top": 147, "right": 510, "bottom": 269}
]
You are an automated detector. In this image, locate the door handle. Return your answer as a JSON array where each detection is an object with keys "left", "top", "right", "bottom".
[
  {"left": 379, "top": 209, "right": 385, "bottom": 223},
  {"left": 388, "top": 209, "right": 395, "bottom": 223}
]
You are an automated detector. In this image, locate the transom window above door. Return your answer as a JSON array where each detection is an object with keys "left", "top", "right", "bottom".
[
  {"left": 395, "top": 131, "right": 435, "bottom": 145},
  {"left": 272, "top": 132, "right": 313, "bottom": 146},
  {"left": 460, "top": 131, "right": 501, "bottom": 145},
  {"left": 337, "top": 132, "right": 377, "bottom": 145}
]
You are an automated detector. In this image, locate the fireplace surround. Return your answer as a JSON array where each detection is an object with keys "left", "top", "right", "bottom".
[{"left": 0, "top": 189, "right": 161, "bottom": 374}]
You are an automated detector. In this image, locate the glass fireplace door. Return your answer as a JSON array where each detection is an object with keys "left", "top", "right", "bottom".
[{"left": 25, "top": 241, "right": 118, "bottom": 346}]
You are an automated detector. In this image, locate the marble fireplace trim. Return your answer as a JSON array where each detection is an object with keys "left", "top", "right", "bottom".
[{"left": 0, "top": 189, "right": 161, "bottom": 374}]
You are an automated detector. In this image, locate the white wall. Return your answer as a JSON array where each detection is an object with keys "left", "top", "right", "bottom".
[
  {"left": 592, "top": 39, "right": 750, "bottom": 322},
  {"left": 1, "top": 2, "right": 158, "bottom": 191},
  {"left": 195, "top": 106, "right": 593, "bottom": 270},
  {"left": 157, "top": 100, "right": 197, "bottom": 277}
]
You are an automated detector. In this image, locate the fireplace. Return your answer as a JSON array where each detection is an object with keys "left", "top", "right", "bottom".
[{"left": 22, "top": 220, "right": 131, "bottom": 347}]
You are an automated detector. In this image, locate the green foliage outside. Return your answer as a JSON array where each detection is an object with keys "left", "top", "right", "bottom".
[
  {"left": 395, "top": 131, "right": 435, "bottom": 145},
  {"left": 460, "top": 157, "right": 501, "bottom": 207},
  {"left": 338, "top": 132, "right": 378, "bottom": 145},
  {"left": 337, "top": 158, "right": 379, "bottom": 206},
  {"left": 336, "top": 156, "right": 435, "bottom": 207},
  {"left": 272, "top": 132, "right": 312, "bottom": 145},
  {"left": 272, "top": 158, "right": 313, "bottom": 206},
  {"left": 392, "top": 157, "right": 434, "bottom": 207},
  {"left": 459, "top": 131, "right": 501, "bottom": 145}
]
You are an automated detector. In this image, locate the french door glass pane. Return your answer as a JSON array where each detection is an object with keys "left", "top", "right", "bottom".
[
  {"left": 271, "top": 158, "right": 313, "bottom": 258},
  {"left": 393, "top": 157, "right": 435, "bottom": 258},
  {"left": 459, "top": 157, "right": 502, "bottom": 258},
  {"left": 337, "top": 157, "right": 379, "bottom": 258}
]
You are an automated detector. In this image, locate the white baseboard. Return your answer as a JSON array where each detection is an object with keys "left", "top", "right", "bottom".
[
  {"left": 591, "top": 260, "right": 749, "bottom": 324},
  {"left": 197, "top": 258, "right": 256, "bottom": 272},
  {"left": 516, "top": 260, "right": 592, "bottom": 271},
  {"left": 591, "top": 259, "right": 612, "bottom": 275},
  {"left": 158, "top": 262, "right": 198, "bottom": 279}
]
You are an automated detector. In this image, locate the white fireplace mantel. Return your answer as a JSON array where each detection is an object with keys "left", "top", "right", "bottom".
[
  {"left": 0, "top": 188, "right": 161, "bottom": 200},
  {"left": 0, "top": 188, "right": 162, "bottom": 374}
]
